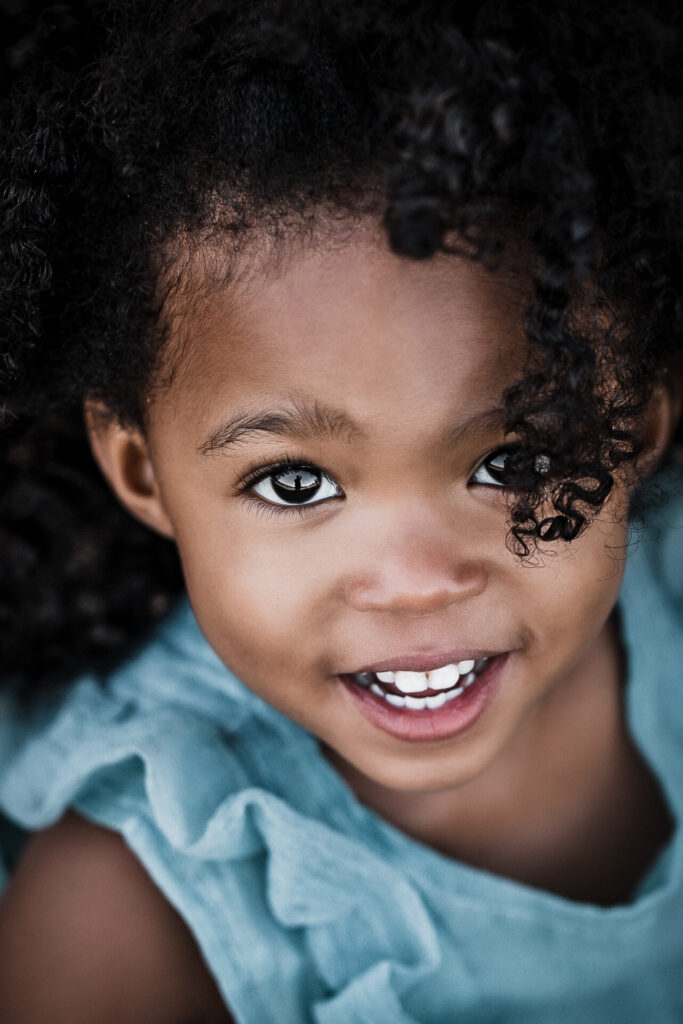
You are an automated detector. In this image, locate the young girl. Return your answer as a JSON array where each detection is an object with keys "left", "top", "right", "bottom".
[{"left": 0, "top": 1, "right": 682, "bottom": 1021}]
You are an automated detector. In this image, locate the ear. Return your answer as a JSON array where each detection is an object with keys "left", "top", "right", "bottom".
[
  {"left": 84, "top": 401, "right": 176, "bottom": 540},
  {"left": 637, "top": 381, "right": 682, "bottom": 474}
]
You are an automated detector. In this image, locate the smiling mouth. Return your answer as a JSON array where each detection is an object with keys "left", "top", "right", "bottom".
[{"left": 346, "top": 657, "right": 492, "bottom": 711}]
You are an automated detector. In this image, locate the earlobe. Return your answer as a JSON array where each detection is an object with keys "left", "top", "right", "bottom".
[
  {"left": 638, "top": 383, "right": 681, "bottom": 474},
  {"left": 83, "top": 401, "right": 176, "bottom": 540}
]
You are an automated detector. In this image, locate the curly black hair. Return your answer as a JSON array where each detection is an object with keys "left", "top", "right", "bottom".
[{"left": 1, "top": 0, "right": 682, "bottom": 701}]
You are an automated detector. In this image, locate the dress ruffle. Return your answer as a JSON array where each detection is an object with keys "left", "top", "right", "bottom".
[{"left": 0, "top": 609, "right": 442, "bottom": 1024}]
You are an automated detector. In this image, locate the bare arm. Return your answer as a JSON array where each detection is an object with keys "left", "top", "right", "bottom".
[{"left": 0, "top": 811, "right": 234, "bottom": 1024}]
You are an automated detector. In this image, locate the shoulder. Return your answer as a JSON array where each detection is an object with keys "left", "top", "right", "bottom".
[{"left": 0, "top": 811, "right": 234, "bottom": 1024}]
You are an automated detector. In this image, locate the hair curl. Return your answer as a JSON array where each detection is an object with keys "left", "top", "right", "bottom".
[{"left": 1, "top": 0, "right": 682, "bottom": 701}]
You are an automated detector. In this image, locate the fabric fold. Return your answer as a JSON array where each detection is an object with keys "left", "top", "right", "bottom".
[{"left": 0, "top": 655, "right": 444, "bottom": 1024}]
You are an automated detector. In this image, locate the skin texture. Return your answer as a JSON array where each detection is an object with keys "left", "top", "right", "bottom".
[
  {"left": 0, "top": 811, "right": 233, "bottom": 1024},
  {"left": 88, "top": 223, "right": 675, "bottom": 902},
  {"left": 1, "top": 223, "right": 676, "bottom": 1021}
]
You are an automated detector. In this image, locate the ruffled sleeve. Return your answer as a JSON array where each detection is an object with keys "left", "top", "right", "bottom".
[{"left": 0, "top": 601, "right": 443, "bottom": 1024}]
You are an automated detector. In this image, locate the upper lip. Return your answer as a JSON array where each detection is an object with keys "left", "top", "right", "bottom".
[{"left": 346, "top": 649, "right": 506, "bottom": 675}]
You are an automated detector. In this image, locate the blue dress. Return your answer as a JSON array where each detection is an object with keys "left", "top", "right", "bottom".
[{"left": 1, "top": 465, "right": 682, "bottom": 1024}]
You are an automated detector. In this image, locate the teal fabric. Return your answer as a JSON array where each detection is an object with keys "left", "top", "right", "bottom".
[{"left": 1, "top": 463, "right": 682, "bottom": 1023}]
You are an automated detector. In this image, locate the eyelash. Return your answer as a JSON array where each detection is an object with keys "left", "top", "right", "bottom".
[
  {"left": 236, "top": 453, "right": 341, "bottom": 519},
  {"left": 242, "top": 496, "right": 314, "bottom": 520},
  {"left": 236, "top": 446, "right": 546, "bottom": 518}
]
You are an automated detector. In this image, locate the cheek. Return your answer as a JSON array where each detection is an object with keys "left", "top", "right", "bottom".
[
  {"left": 521, "top": 518, "right": 627, "bottom": 666},
  {"left": 172, "top": 503, "right": 329, "bottom": 674}
]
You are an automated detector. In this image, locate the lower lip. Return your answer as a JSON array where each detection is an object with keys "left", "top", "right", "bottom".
[{"left": 338, "top": 655, "right": 509, "bottom": 743}]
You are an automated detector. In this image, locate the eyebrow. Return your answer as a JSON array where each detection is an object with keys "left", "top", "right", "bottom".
[
  {"left": 198, "top": 399, "right": 365, "bottom": 455},
  {"left": 197, "top": 397, "right": 506, "bottom": 456}
]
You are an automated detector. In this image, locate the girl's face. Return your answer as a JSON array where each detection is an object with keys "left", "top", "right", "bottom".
[{"left": 104, "top": 225, "right": 634, "bottom": 793}]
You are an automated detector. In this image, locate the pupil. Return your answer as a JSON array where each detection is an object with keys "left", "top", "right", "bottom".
[{"left": 272, "top": 468, "right": 321, "bottom": 503}]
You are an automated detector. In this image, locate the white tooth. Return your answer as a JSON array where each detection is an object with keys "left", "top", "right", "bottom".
[
  {"left": 385, "top": 692, "right": 406, "bottom": 707},
  {"left": 463, "top": 671, "right": 476, "bottom": 688},
  {"left": 404, "top": 695, "right": 427, "bottom": 710},
  {"left": 428, "top": 664, "right": 460, "bottom": 690},
  {"left": 426, "top": 692, "right": 447, "bottom": 709},
  {"left": 370, "top": 683, "right": 384, "bottom": 696},
  {"left": 394, "top": 671, "right": 430, "bottom": 694},
  {"left": 443, "top": 686, "right": 465, "bottom": 703},
  {"left": 376, "top": 671, "right": 396, "bottom": 684},
  {"left": 457, "top": 659, "right": 475, "bottom": 675}
]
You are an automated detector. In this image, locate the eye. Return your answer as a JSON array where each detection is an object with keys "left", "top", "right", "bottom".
[
  {"left": 470, "top": 448, "right": 551, "bottom": 488},
  {"left": 250, "top": 463, "right": 342, "bottom": 508},
  {"left": 470, "top": 449, "right": 514, "bottom": 487}
]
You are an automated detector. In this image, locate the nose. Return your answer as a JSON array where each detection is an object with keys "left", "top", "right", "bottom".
[{"left": 345, "top": 509, "right": 488, "bottom": 616}]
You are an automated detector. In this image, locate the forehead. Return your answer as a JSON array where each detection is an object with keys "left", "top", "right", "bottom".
[{"left": 152, "top": 222, "right": 530, "bottom": 441}]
